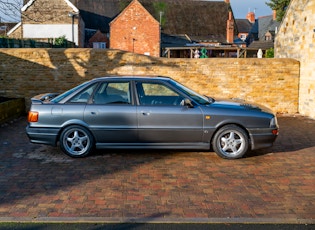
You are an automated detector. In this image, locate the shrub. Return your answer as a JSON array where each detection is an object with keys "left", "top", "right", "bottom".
[
  {"left": 266, "top": 48, "right": 274, "bottom": 58},
  {"left": 54, "top": 35, "right": 67, "bottom": 46}
]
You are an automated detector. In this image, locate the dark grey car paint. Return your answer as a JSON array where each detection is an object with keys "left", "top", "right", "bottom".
[
  {"left": 84, "top": 104, "right": 138, "bottom": 143},
  {"left": 26, "top": 76, "right": 278, "bottom": 157}
]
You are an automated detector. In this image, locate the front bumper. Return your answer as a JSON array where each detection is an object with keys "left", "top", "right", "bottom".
[
  {"left": 248, "top": 127, "right": 279, "bottom": 150},
  {"left": 26, "top": 125, "right": 60, "bottom": 146}
]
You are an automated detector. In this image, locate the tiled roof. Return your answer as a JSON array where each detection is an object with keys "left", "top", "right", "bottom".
[
  {"left": 249, "top": 15, "right": 280, "bottom": 41},
  {"left": 72, "top": 0, "right": 233, "bottom": 42},
  {"left": 161, "top": 33, "right": 192, "bottom": 47},
  {"left": 235, "top": 19, "right": 253, "bottom": 33},
  {"left": 140, "top": 0, "right": 232, "bottom": 42},
  {"left": 257, "top": 15, "right": 280, "bottom": 40},
  {"left": 248, "top": 40, "right": 274, "bottom": 50},
  {"left": 71, "top": 0, "right": 120, "bottom": 32}
]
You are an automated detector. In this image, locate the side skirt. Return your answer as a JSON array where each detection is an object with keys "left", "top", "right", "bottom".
[{"left": 95, "top": 142, "right": 210, "bottom": 150}]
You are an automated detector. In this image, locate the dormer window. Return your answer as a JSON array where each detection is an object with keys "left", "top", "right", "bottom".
[
  {"left": 265, "top": 31, "right": 272, "bottom": 41},
  {"left": 240, "top": 34, "right": 247, "bottom": 41}
]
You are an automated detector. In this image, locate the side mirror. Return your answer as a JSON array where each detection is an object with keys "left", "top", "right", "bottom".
[{"left": 180, "top": 98, "right": 194, "bottom": 108}]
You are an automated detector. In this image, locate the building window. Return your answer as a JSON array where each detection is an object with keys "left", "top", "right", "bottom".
[
  {"left": 93, "top": 42, "right": 106, "bottom": 49},
  {"left": 265, "top": 31, "right": 272, "bottom": 41},
  {"left": 240, "top": 34, "right": 247, "bottom": 41}
]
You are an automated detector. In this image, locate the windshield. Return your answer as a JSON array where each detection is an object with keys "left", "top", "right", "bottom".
[
  {"left": 51, "top": 80, "right": 92, "bottom": 103},
  {"left": 168, "top": 79, "right": 212, "bottom": 105}
]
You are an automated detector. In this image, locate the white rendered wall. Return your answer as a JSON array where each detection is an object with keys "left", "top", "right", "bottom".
[{"left": 23, "top": 24, "right": 78, "bottom": 45}]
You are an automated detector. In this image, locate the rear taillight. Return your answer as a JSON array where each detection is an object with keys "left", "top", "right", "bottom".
[
  {"left": 272, "top": 129, "right": 279, "bottom": 135},
  {"left": 28, "top": 111, "right": 39, "bottom": 122}
]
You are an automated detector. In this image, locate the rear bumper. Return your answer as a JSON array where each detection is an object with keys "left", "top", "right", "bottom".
[
  {"left": 26, "top": 125, "right": 59, "bottom": 146},
  {"left": 248, "top": 128, "right": 279, "bottom": 150}
]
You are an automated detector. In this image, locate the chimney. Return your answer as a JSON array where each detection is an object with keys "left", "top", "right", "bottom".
[
  {"left": 226, "top": 11, "right": 234, "bottom": 43},
  {"left": 224, "top": 0, "right": 230, "bottom": 3},
  {"left": 246, "top": 12, "right": 255, "bottom": 23},
  {"left": 273, "top": 10, "right": 277, "bottom": 20}
]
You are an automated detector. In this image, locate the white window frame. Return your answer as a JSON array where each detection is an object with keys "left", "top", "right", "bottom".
[{"left": 93, "top": 42, "right": 106, "bottom": 49}]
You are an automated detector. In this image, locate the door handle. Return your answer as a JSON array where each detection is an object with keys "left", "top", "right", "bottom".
[{"left": 142, "top": 112, "right": 150, "bottom": 116}]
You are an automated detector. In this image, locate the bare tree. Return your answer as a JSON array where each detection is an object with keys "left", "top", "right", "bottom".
[{"left": 0, "top": 0, "right": 22, "bottom": 22}]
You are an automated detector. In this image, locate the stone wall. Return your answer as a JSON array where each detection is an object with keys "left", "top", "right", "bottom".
[
  {"left": 0, "top": 98, "right": 25, "bottom": 124},
  {"left": 0, "top": 48, "right": 299, "bottom": 114},
  {"left": 22, "top": 0, "right": 75, "bottom": 24},
  {"left": 9, "top": 0, "right": 83, "bottom": 47},
  {"left": 275, "top": 0, "right": 315, "bottom": 118}
]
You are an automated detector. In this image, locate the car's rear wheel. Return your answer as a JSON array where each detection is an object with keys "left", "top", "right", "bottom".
[
  {"left": 60, "top": 125, "right": 94, "bottom": 158},
  {"left": 212, "top": 125, "right": 249, "bottom": 159}
]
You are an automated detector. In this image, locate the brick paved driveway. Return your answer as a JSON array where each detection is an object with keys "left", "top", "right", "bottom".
[{"left": 0, "top": 115, "right": 314, "bottom": 223}]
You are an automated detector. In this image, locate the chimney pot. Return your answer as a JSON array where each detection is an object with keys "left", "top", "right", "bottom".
[{"left": 246, "top": 12, "right": 255, "bottom": 23}]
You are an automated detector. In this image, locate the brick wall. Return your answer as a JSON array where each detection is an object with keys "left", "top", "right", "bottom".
[
  {"left": 110, "top": 0, "right": 160, "bottom": 57},
  {"left": 275, "top": 0, "right": 315, "bottom": 118},
  {"left": 0, "top": 48, "right": 299, "bottom": 114}
]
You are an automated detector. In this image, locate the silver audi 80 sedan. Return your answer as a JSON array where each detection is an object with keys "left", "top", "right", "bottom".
[{"left": 26, "top": 76, "right": 279, "bottom": 159}]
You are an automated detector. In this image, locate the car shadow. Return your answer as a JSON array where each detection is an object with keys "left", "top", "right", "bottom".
[{"left": 1, "top": 115, "right": 315, "bottom": 211}]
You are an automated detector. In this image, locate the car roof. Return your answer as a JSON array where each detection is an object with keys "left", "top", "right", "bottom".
[{"left": 91, "top": 76, "right": 172, "bottom": 82}]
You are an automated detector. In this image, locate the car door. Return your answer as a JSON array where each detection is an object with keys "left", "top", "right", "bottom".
[
  {"left": 135, "top": 80, "right": 204, "bottom": 144},
  {"left": 84, "top": 81, "right": 138, "bottom": 143}
]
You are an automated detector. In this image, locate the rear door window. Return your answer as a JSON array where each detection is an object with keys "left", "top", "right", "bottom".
[{"left": 93, "top": 82, "right": 131, "bottom": 104}]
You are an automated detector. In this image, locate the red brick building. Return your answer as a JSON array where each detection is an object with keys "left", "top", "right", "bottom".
[
  {"left": 109, "top": 0, "right": 160, "bottom": 57},
  {"left": 88, "top": 30, "right": 109, "bottom": 48},
  {"left": 8, "top": 0, "right": 239, "bottom": 57}
]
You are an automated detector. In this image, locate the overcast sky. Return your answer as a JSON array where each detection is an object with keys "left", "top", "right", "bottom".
[{"left": 0, "top": 0, "right": 272, "bottom": 23}]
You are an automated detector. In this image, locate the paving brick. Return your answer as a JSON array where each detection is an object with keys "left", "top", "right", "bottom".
[{"left": 0, "top": 115, "right": 314, "bottom": 223}]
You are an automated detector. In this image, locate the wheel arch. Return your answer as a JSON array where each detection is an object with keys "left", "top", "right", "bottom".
[
  {"left": 210, "top": 122, "right": 251, "bottom": 149},
  {"left": 56, "top": 119, "right": 95, "bottom": 144}
]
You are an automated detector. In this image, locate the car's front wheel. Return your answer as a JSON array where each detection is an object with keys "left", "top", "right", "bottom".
[
  {"left": 212, "top": 125, "right": 249, "bottom": 159},
  {"left": 60, "top": 125, "right": 94, "bottom": 158}
]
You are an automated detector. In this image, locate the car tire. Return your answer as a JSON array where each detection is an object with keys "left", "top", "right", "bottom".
[
  {"left": 60, "top": 125, "right": 94, "bottom": 158},
  {"left": 212, "top": 125, "right": 249, "bottom": 159}
]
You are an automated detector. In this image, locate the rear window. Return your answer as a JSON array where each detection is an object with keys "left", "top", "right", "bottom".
[{"left": 51, "top": 81, "right": 93, "bottom": 103}]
